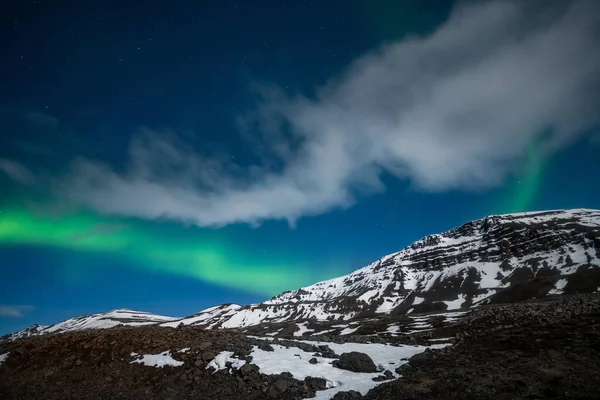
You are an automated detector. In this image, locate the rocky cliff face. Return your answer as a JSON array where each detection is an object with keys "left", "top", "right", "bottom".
[
  {"left": 165, "top": 209, "right": 600, "bottom": 330},
  {"left": 4, "top": 209, "right": 600, "bottom": 340}
]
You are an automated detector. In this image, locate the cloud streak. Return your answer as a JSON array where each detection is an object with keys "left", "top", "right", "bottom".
[
  {"left": 0, "top": 305, "right": 34, "bottom": 318},
  {"left": 0, "top": 159, "right": 36, "bottom": 185},
  {"left": 61, "top": 0, "right": 600, "bottom": 227}
]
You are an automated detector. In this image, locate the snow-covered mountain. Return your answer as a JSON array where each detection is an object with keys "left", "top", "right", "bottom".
[
  {"left": 5, "top": 209, "right": 600, "bottom": 340},
  {"left": 1, "top": 309, "right": 176, "bottom": 342},
  {"left": 165, "top": 209, "right": 600, "bottom": 329}
]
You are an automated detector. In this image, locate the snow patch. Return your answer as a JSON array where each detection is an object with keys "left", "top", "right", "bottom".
[
  {"left": 265, "top": 329, "right": 282, "bottom": 336},
  {"left": 357, "top": 290, "right": 379, "bottom": 303},
  {"left": 0, "top": 352, "right": 9, "bottom": 365},
  {"left": 250, "top": 340, "right": 448, "bottom": 399},
  {"left": 549, "top": 278, "right": 568, "bottom": 295},
  {"left": 386, "top": 325, "right": 400, "bottom": 334},
  {"left": 130, "top": 351, "right": 184, "bottom": 368},
  {"left": 312, "top": 329, "right": 336, "bottom": 336},
  {"left": 339, "top": 326, "right": 359, "bottom": 335},
  {"left": 294, "top": 322, "right": 314, "bottom": 337},
  {"left": 429, "top": 337, "right": 452, "bottom": 342},
  {"left": 206, "top": 351, "right": 246, "bottom": 373},
  {"left": 443, "top": 294, "right": 467, "bottom": 310}
]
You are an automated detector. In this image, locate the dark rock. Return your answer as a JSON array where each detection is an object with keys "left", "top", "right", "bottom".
[
  {"left": 271, "top": 377, "right": 292, "bottom": 392},
  {"left": 332, "top": 390, "right": 363, "bottom": 399},
  {"left": 304, "top": 376, "right": 327, "bottom": 391},
  {"left": 309, "top": 357, "right": 318, "bottom": 364},
  {"left": 268, "top": 374, "right": 295, "bottom": 397},
  {"left": 239, "top": 363, "right": 259, "bottom": 376},
  {"left": 199, "top": 341, "right": 213, "bottom": 351},
  {"left": 201, "top": 351, "right": 216, "bottom": 362},
  {"left": 332, "top": 352, "right": 377, "bottom": 373},
  {"left": 320, "top": 349, "right": 339, "bottom": 358},
  {"left": 258, "top": 342, "right": 274, "bottom": 352}
]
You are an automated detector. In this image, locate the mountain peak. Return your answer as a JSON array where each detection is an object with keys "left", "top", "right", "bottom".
[{"left": 4, "top": 208, "right": 599, "bottom": 341}]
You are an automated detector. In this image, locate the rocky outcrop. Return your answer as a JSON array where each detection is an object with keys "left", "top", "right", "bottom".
[
  {"left": 332, "top": 352, "right": 378, "bottom": 373},
  {"left": 332, "top": 390, "right": 363, "bottom": 399}
]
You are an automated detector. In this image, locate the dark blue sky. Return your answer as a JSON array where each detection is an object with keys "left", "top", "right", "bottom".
[{"left": 1, "top": 0, "right": 599, "bottom": 335}]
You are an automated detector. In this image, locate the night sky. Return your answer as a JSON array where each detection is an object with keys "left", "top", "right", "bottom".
[{"left": 1, "top": 0, "right": 599, "bottom": 334}]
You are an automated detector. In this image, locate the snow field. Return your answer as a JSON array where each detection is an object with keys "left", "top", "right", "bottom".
[{"left": 250, "top": 341, "right": 448, "bottom": 399}]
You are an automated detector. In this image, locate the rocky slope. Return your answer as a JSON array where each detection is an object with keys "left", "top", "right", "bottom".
[
  {"left": 2, "top": 208, "right": 600, "bottom": 399},
  {"left": 4, "top": 209, "right": 600, "bottom": 342},
  {"left": 164, "top": 209, "right": 600, "bottom": 331},
  {"left": 363, "top": 294, "right": 600, "bottom": 400},
  {"left": 2, "top": 293, "right": 599, "bottom": 399}
]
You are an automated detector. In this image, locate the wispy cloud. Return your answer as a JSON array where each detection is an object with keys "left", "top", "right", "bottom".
[
  {"left": 0, "top": 305, "right": 34, "bottom": 318},
  {"left": 59, "top": 0, "right": 600, "bottom": 227},
  {"left": 0, "top": 159, "right": 36, "bottom": 185},
  {"left": 24, "top": 110, "right": 59, "bottom": 129}
]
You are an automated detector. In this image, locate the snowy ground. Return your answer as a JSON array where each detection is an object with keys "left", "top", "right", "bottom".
[
  {"left": 0, "top": 352, "right": 9, "bottom": 365},
  {"left": 130, "top": 351, "right": 184, "bottom": 368},
  {"left": 211, "top": 339, "right": 448, "bottom": 399},
  {"left": 206, "top": 351, "right": 246, "bottom": 372},
  {"left": 255, "top": 341, "right": 448, "bottom": 399}
]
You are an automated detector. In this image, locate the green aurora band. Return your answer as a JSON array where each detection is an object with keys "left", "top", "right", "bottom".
[
  {"left": 501, "top": 139, "right": 547, "bottom": 214},
  {"left": 0, "top": 207, "right": 343, "bottom": 297}
]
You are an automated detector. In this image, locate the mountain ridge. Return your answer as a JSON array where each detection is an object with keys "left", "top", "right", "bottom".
[{"left": 4, "top": 208, "right": 600, "bottom": 342}]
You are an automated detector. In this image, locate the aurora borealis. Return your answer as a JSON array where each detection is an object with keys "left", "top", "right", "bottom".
[
  {"left": 1, "top": 0, "right": 600, "bottom": 334},
  {"left": 0, "top": 207, "right": 335, "bottom": 295}
]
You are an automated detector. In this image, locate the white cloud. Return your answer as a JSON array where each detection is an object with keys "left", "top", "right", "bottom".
[
  {"left": 0, "top": 305, "right": 34, "bottom": 318},
  {"left": 0, "top": 159, "right": 36, "bottom": 185},
  {"left": 61, "top": 0, "right": 600, "bottom": 227}
]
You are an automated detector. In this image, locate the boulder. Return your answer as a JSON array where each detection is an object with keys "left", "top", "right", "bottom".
[
  {"left": 268, "top": 373, "right": 295, "bottom": 398},
  {"left": 305, "top": 376, "right": 327, "bottom": 391},
  {"left": 198, "top": 341, "right": 213, "bottom": 351},
  {"left": 239, "top": 363, "right": 259, "bottom": 377},
  {"left": 332, "top": 352, "right": 377, "bottom": 373},
  {"left": 332, "top": 390, "right": 363, "bottom": 399},
  {"left": 258, "top": 342, "right": 274, "bottom": 352},
  {"left": 201, "top": 351, "right": 216, "bottom": 362}
]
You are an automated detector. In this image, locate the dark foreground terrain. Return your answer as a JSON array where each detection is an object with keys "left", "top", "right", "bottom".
[
  {"left": 365, "top": 294, "right": 600, "bottom": 400},
  {"left": 1, "top": 294, "right": 599, "bottom": 400}
]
